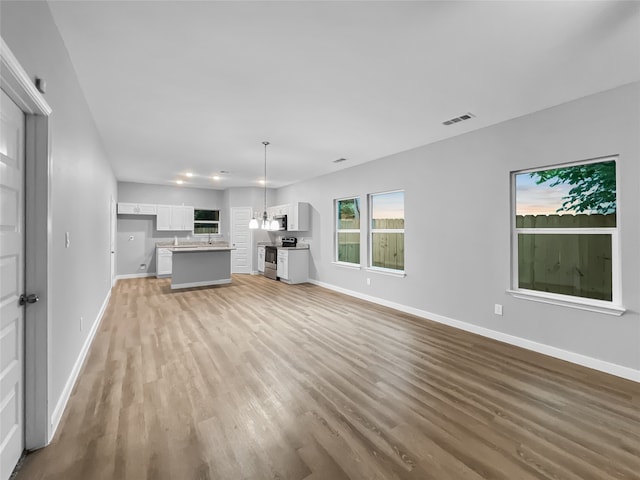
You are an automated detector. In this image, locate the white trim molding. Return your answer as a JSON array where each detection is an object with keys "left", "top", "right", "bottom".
[
  {"left": 116, "top": 272, "right": 156, "bottom": 280},
  {"left": 1, "top": 38, "right": 52, "bottom": 116},
  {"left": 332, "top": 261, "right": 361, "bottom": 270},
  {"left": 50, "top": 289, "right": 111, "bottom": 436},
  {"left": 2, "top": 37, "right": 53, "bottom": 450},
  {"left": 309, "top": 278, "right": 640, "bottom": 383},
  {"left": 170, "top": 278, "right": 231, "bottom": 290},
  {"left": 507, "top": 289, "right": 625, "bottom": 316},
  {"left": 366, "top": 267, "right": 406, "bottom": 278}
]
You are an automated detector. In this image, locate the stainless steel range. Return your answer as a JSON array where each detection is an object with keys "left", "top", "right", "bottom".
[
  {"left": 264, "top": 238, "right": 297, "bottom": 280},
  {"left": 264, "top": 246, "right": 278, "bottom": 279}
]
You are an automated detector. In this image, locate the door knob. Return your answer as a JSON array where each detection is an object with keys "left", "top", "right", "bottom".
[{"left": 19, "top": 293, "right": 39, "bottom": 306}]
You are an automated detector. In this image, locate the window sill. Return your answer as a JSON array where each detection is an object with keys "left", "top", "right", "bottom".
[
  {"left": 506, "top": 289, "right": 625, "bottom": 316},
  {"left": 332, "top": 261, "right": 361, "bottom": 270},
  {"left": 366, "top": 267, "right": 406, "bottom": 278}
]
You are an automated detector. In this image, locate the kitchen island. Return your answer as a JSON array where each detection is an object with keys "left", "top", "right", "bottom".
[{"left": 169, "top": 246, "right": 235, "bottom": 289}]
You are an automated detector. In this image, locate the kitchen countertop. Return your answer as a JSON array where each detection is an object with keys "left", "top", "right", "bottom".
[
  {"left": 257, "top": 243, "right": 310, "bottom": 250},
  {"left": 169, "top": 246, "right": 235, "bottom": 252},
  {"left": 156, "top": 241, "right": 230, "bottom": 249}
]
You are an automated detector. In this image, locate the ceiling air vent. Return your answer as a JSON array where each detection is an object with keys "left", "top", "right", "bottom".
[
  {"left": 333, "top": 158, "right": 348, "bottom": 164},
  {"left": 443, "top": 112, "right": 475, "bottom": 126}
]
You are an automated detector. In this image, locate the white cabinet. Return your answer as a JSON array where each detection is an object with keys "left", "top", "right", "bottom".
[
  {"left": 277, "top": 250, "right": 288, "bottom": 280},
  {"left": 119, "top": 202, "right": 194, "bottom": 231},
  {"left": 267, "top": 205, "right": 289, "bottom": 217},
  {"left": 118, "top": 202, "right": 157, "bottom": 215},
  {"left": 180, "top": 205, "right": 194, "bottom": 230},
  {"left": 265, "top": 202, "right": 310, "bottom": 231},
  {"left": 156, "top": 205, "right": 194, "bottom": 231},
  {"left": 277, "top": 248, "right": 309, "bottom": 284},
  {"left": 257, "top": 245, "right": 265, "bottom": 273},
  {"left": 288, "top": 202, "right": 310, "bottom": 231},
  {"left": 279, "top": 205, "right": 291, "bottom": 216},
  {"left": 156, "top": 205, "right": 171, "bottom": 229},
  {"left": 156, "top": 247, "right": 172, "bottom": 277},
  {"left": 183, "top": 205, "right": 195, "bottom": 230}
]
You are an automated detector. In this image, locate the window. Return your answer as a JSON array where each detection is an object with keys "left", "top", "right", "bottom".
[
  {"left": 193, "top": 209, "right": 220, "bottom": 235},
  {"left": 335, "top": 197, "right": 361, "bottom": 265},
  {"left": 369, "top": 190, "right": 404, "bottom": 272},
  {"left": 513, "top": 157, "right": 619, "bottom": 306}
]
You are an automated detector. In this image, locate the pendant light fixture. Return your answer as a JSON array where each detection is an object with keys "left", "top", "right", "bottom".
[
  {"left": 249, "top": 141, "right": 272, "bottom": 230},
  {"left": 248, "top": 213, "right": 259, "bottom": 229}
]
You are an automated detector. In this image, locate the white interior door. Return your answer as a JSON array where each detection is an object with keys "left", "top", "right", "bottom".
[
  {"left": 0, "top": 89, "right": 26, "bottom": 480},
  {"left": 230, "top": 207, "right": 252, "bottom": 274}
]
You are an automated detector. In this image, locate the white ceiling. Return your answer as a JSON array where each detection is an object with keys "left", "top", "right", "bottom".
[{"left": 48, "top": 1, "right": 640, "bottom": 189}]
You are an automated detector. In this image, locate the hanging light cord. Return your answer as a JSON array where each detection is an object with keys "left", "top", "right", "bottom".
[
  {"left": 248, "top": 141, "right": 270, "bottom": 230},
  {"left": 263, "top": 141, "right": 269, "bottom": 222},
  {"left": 263, "top": 141, "right": 268, "bottom": 216}
]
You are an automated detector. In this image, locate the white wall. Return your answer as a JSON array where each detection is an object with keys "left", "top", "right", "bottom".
[
  {"left": 1, "top": 0, "right": 118, "bottom": 427},
  {"left": 277, "top": 83, "right": 640, "bottom": 375},
  {"left": 117, "top": 182, "right": 225, "bottom": 276}
]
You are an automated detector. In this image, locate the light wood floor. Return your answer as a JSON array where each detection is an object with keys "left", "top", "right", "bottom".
[{"left": 16, "top": 275, "right": 640, "bottom": 480}]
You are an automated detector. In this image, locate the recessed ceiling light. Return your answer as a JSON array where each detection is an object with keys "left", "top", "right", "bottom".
[
  {"left": 185, "top": 172, "right": 193, "bottom": 177},
  {"left": 259, "top": 179, "right": 266, "bottom": 185},
  {"left": 176, "top": 180, "right": 184, "bottom": 185},
  {"left": 212, "top": 175, "right": 221, "bottom": 180}
]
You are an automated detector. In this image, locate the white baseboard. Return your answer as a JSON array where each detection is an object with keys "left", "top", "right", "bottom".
[
  {"left": 49, "top": 288, "right": 112, "bottom": 439},
  {"left": 170, "top": 278, "right": 231, "bottom": 289},
  {"left": 308, "top": 279, "right": 640, "bottom": 383},
  {"left": 116, "top": 272, "right": 155, "bottom": 280}
]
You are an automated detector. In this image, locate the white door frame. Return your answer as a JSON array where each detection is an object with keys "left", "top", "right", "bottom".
[
  {"left": 1, "top": 38, "right": 53, "bottom": 449},
  {"left": 110, "top": 195, "right": 116, "bottom": 286}
]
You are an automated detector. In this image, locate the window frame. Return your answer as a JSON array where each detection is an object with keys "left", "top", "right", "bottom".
[
  {"left": 509, "top": 156, "right": 623, "bottom": 315},
  {"left": 334, "top": 196, "right": 361, "bottom": 267},
  {"left": 368, "top": 189, "right": 405, "bottom": 275},
  {"left": 193, "top": 208, "right": 221, "bottom": 237}
]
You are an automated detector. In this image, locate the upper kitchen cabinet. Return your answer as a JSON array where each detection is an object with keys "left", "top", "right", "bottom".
[
  {"left": 117, "top": 202, "right": 157, "bottom": 215},
  {"left": 266, "top": 204, "right": 289, "bottom": 219},
  {"left": 266, "top": 202, "right": 309, "bottom": 231},
  {"left": 288, "top": 202, "right": 310, "bottom": 231},
  {"left": 157, "top": 205, "right": 194, "bottom": 231}
]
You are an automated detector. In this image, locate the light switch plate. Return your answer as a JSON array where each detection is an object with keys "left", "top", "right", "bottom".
[{"left": 494, "top": 304, "right": 503, "bottom": 315}]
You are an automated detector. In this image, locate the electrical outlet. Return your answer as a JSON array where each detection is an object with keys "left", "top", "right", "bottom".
[
  {"left": 65, "top": 232, "right": 70, "bottom": 248},
  {"left": 80, "top": 316, "right": 84, "bottom": 331},
  {"left": 139, "top": 263, "right": 146, "bottom": 270},
  {"left": 494, "top": 304, "right": 503, "bottom": 316},
  {"left": 366, "top": 278, "right": 371, "bottom": 286}
]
